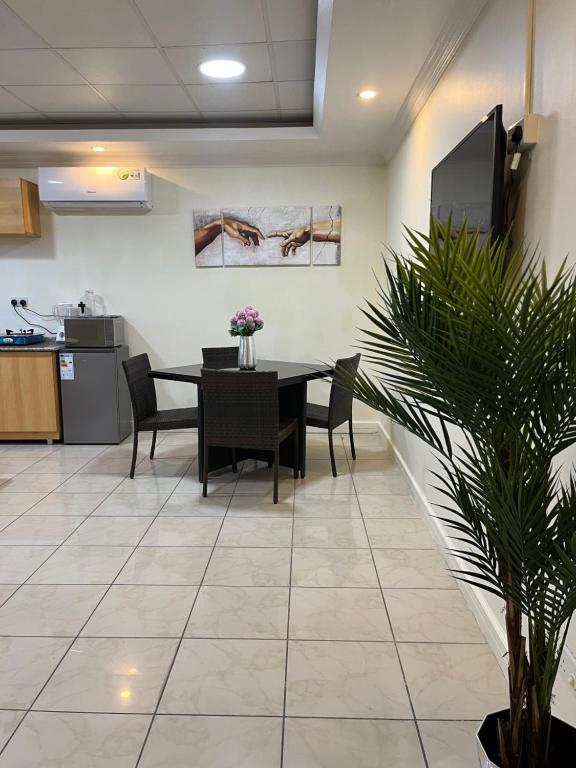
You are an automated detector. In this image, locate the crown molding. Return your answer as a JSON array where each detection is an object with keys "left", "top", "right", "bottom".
[{"left": 384, "top": 0, "right": 490, "bottom": 162}]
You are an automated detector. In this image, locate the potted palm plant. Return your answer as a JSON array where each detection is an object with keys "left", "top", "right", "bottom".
[{"left": 343, "top": 219, "right": 576, "bottom": 768}]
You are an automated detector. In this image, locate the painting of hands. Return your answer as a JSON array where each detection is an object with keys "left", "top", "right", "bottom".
[{"left": 193, "top": 205, "right": 341, "bottom": 267}]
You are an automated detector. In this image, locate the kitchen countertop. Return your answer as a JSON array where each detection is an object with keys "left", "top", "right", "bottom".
[{"left": 0, "top": 339, "right": 64, "bottom": 352}]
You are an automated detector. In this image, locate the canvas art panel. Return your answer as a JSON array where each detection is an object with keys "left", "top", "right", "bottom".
[
  {"left": 222, "top": 206, "right": 312, "bottom": 266},
  {"left": 193, "top": 209, "right": 223, "bottom": 267},
  {"left": 312, "top": 205, "right": 342, "bottom": 265}
]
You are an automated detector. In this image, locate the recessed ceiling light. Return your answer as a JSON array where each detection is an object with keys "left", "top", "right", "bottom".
[
  {"left": 91, "top": 145, "right": 105, "bottom": 152},
  {"left": 358, "top": 89, "right": 377, "bottom": 100},
  {"left": 199, "top": 59, "right": 246, "bottom": 79}
]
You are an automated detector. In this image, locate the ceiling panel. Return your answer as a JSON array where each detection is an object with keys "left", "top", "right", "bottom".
[
  {"left": 0, "top": 3, "right": 47, "bottom": 48},
  {"left": 0, "top": 50, "right": 85, "bottom": 85},
  {"left": 166, "top": 44, "right": 272, "bottom": 84},
  {"left": 5, "top": 85, "right": 116, "bottom": 112},
  {"left": 265, "top": 0, "right": 317, "bottom": 42},
  {"left": 277, "top": 80, "right": 314, "bottom": 110},
  {"left": 96, "top": 84, "right": 195, "bottom": 112},
  {"left": 272, "top": 40, "right": 315, "bottom": 81},
  {"left": 188, "top": 82, "right": 276, "bottom": 111},
  {"left": 4, "top": 0, "right": 154, "bottom": 47},
  {"left": 135, "top": 0, "right": 267, "bottom": 46},
  {"left": 0, "top": 88, "right": 37, "bottom": 113},
  {"left": 59, "top": 48, "right": 178, "bottom": 85}
]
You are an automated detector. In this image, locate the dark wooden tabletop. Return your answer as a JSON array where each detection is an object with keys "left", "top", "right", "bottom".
[{"left": 149, "top": 359, "right": 332, "bottom": 386}]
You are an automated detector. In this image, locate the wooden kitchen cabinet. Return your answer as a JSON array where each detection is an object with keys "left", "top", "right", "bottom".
[
  {"left": 0, "top": 352, "right": 61, "bottom": 440},
  {"left": 0, "top": 179, "right": 41, "bottom": 237}
]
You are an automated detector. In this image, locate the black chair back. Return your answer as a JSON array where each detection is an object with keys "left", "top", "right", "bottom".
[
  {"left": 122, "top": 353, "right": 158, "bottom": 424},
  {"left": 201, "top": 369, "right": 279, "bottom": 451},
  {"left": 202, "top": 346, "right": 238, "bottom": 369},
  {"left": 329, "top": 353, "right": 361, "bottom": 427}
]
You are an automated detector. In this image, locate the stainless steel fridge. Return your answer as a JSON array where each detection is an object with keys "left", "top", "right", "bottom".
[{"left": 59, "top": 345, "right": 132, "bottom": 444}]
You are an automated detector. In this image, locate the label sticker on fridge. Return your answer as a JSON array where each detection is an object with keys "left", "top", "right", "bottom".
[{"left": 59, "top": 353, "right": 74, "bottom": 380}]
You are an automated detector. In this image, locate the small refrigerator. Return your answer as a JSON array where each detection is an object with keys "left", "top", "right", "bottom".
[{"left": 59, "top": 345, "right": 132, "bottom": 444}]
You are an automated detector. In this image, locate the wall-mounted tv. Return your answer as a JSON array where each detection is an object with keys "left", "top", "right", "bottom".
[{"left": 430, "top": 104, "right": 507, "bottom": 242}]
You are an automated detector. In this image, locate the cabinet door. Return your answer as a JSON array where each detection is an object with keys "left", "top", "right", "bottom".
[{"left": 0, "top": 352, "right": 60, "bottom": 438}]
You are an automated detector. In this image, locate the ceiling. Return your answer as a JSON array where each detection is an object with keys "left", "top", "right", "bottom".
[
  {"left": 0, "top": 0, "right": 488, "bottom": 167},
  {"left": 0, "top": 0, "right": 316, "bottom": 125}
]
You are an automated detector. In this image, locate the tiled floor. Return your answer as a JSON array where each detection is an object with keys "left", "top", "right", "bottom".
[{"left": 0, "top": 431, "right": 507, "bottom": 767}]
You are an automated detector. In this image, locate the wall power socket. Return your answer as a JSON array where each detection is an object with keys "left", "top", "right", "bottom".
[{"left": 559, "top": 647, "right": 576, "bottom": 692}]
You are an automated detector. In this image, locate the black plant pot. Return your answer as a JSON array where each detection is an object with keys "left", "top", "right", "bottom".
[{"left": 477, "top": 709, "right": 576, "bottom": 767}]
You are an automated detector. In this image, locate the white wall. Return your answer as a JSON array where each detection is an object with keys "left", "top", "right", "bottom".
[
  {"left": 384, "top": 0, "right": 576, "bottom": 722},
  {"left": 0, "top": 165, "right": 385, "bottom": 420}
]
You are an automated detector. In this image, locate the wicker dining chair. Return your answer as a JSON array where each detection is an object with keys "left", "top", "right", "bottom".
[
  {"left": 306, "top": 353, "right": 361, "bottom": 477},
  {"left": 122, "top": 353, "right": 198, "bottom": 479},
  {"left": 201, "top": 369, "right": 298, "bottom": 503},
  {"left": 202, "top": 346, "right": 238, "bottom": 369}
]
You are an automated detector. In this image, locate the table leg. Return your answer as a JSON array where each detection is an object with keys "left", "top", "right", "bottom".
[{"left": 196, "top": 383, "right": 204, "bottom": 482}]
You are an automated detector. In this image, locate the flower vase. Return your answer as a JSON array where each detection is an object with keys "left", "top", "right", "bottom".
[{"left": 238, "top": 336, "right": 256, "bottom": 370}]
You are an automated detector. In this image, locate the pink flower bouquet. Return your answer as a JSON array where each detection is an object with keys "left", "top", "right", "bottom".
[{"left": 229, "top": 306, "right": 264, "bottom": 337}]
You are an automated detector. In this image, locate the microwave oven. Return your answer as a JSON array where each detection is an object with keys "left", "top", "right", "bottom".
[{"left": 64, "top": 316, "right": 124, "bottom": 347}]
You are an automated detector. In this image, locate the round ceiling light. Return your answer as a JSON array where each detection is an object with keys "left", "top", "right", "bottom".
[
  {"left": 198, "top": 59, "right": 246, "bottom": 79},
  {"left": 358, "top": 89, "right": 377, "bottom": 100},
  {"left": 91, "top": 145, "right": 105, "bottom": 152}
]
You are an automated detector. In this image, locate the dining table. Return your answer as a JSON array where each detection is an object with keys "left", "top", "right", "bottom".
[{"left": 149, "top": 359, "right": 332, "bottom": 481}]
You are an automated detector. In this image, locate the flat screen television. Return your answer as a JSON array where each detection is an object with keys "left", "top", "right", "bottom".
[{"left": 430, "top": 104, "right": 507, "bottom": 242}]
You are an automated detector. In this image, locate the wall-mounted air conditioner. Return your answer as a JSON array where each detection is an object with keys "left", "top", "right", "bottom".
[{"left": 38, "top": 167, "right": 152, "bottom": 212}]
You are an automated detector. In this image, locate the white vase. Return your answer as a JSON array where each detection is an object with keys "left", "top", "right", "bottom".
[{"left": 238, "top": 336, "right": 256, "bottom": 370}]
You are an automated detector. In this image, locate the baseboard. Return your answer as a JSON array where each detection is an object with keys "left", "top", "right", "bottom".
[
  {"left": 309, "top": 421, "right": 380, "bottom": 435},
  {"left": 376, "top": 420, "right": 508, "bottom": 673}
]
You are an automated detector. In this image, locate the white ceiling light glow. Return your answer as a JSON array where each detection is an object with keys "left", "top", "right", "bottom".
[
  {"left": 358, "top": 89, "right": 377, "bottom": 100},
  {"left": 199, "top": 59, "right": 246, "bottom": 79}
]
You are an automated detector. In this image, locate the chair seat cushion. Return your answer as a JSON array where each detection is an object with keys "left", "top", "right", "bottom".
[
  {"left": 140, "top": 407, "right": 199, "bottom": 431},
  {"left": 306, "top": 402, "right": 330, "bottom": 428}
]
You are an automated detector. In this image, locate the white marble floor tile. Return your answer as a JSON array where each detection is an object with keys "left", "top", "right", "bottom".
[
  {"left": 293, "top": 495, "right": 361, "bottom": 517},
  {"left": 305, "top": 459, "right": 351, "bottom": 476},
  {"left": 160, "top": 494, "right": 230, "bottom": 516},
  {"left": 0, "top": 710, "right": 23, "bottom": 752},
  {"left": 349, "top": 459, "right": 401, "bottom": 476},
  {"left": 23, "top": 457, "right": 91, "bottom": 475},
  {"left": 81, "top": 585, "right": 198, "bottom": 637},
  {"left": 353, "top": 475, "right": 409, "bottom": 495},
  {"left": 0, "top": 636, "right": 71, "bottom": 708},
  {"left": 116, "top": 547, "right": 212, "bottom": 586},
  {"left": 0, "top": 584, "right": 106, "bottom": 636},
  {"left": 0, "top": 515, "right": 86, "bottom": 545},
  {"left": 24, "top": 493, "right": 108, "bottom": 516},
  {"left": 151, "top": 440, "right": 198, "bottom": 459},
  {"left": 358, "top": 494, "right": 419, "bottom": 518},
  {"left": 283, "top": 718, "right": 426, "bottom": 768},
  {"left": 0, "top": 474, "right": 70, "bottom": 494},
  {"left": 365, "top": 519, "right": 435, "bottom": 549},
  {"left": 373, "top": 548, "right": 455, "bottom": 588},
  {"left": 233, "top": 480, "right": 294, "bottom": 499},
  {"left": 399, "top": 643, "right": 507, "bottom": 719},
  {"left": 384, "top": 588, "right": 485, "bottom": 642},
  {"left": 0, "top": 711, "right": 150, "bottom": 768},
  {"left": 34, "top": 637, "right": 178, "bottom": 714},
  {"left": 293, "top": 518, "right": 369, "bottom": 548},
  {"left": 186, "top": 586, "right": 289, "bottom": 639},
  {"left": 226, "top": 496, "right": 294, "bottom": 517},
  {"left": 418, "top": 720, "right": 481, "bottom": 768},
  {"left": 159, "top": 638, "right": 286, "bottom": 715},
  {"left": 295, "top": 474, "right": 355, "bottom": 496},
  {"left": 0, "top": 516, "right": 18, "bottom": 530},
  {"left": 65, "top": 516, "right": 152, "bottom": 546},
  {"left": 291, "top": 547, "right": 379, "bottom": 587},
  {"left": 94, "top": 493, "right": 167, "bottom": 517},
  {"left": 0, "top": 585, "right": 17, "bottom": 604},
  {"left": 289, "top": 587, "right": 392, "bottom": 641},
  {"left": 175, "top": 473, "right": 237, "bottom": 496},
  {"left": 139, "top": 714, "right": 281, "bottom": 768},
  {"left": 0, "top": 458, "right": 44, "bottom": 473},
  {"left": 140, "top": 517, "right": 221, "bottom": 546},
  {"left": 77, "top": 458, "right": 131, "bottom": 477},
  {"left": 29, "top": 546, "right": 133, "bottom": 585},
  {"left": 346, "top": 445, "right": 389, "bottom": 461},
  {"left": 132, "top": 459, "right": 191, "bottom": 478},
  {"left": 0, "top": 493, "right": 46, "bottom": 515},
  {"left": 0, "top": 545, "right": 56, "bottom": 583},
  {"left": 216, "top": 517, "right": 293, "bottom": 547},
  {"left": 286, "top": 640, "right": 412, "bottom": 718},
  {"left": 58, "top": 475, "right": 124, "bottom": 494},
  {"left": 204, "top": 547, "right": 291, "bottom": 587}
]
